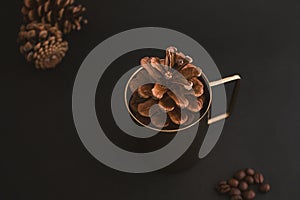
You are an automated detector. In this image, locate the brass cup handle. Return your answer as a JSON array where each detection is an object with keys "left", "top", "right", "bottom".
[{"left": 207, "top": 74, "right": 241, "bottom": 125}]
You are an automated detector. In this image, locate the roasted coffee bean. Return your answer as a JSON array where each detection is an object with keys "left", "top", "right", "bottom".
[
  {"left": 218, "top": 180, "right": 227, "bottom": 185},
  {"left": 245, "top": 168, "right": 255, "bottom": 176},
  {"left": 234, "top": 170, "right": 247, "bottom": 180},
  {"left": 228, "top": 178, "right": 239, "bottom": 187},
  {"left": 230, "top": 188, "right": 241, "bottom": 196},
  {"left": 216, "top": 181, "right": 231, "bottom": 194},
  {"left": 254, "top": 173, "right": 264, "bottom": 184},
  {"left": 217, "top": 185, "right": 231, "bottom": 194},
  {"left": 259, "top": 183, "right": 271, "bottom": 193},
  {"left": 231, "top": 195, "right": 243, "bottom": 200},
  {"left": 243, "top": 190, "right": 256, "bottom": 200},
  {"left": 239, "top": 181, "right": 248, "bottom": 191},
  {"left": 244, "top": 176, "right": 254, "bottom": 184}
]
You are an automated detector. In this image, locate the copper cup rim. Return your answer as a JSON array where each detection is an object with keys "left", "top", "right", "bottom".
[{"left": 124, "top": 67, "right": 213, "bottom": 133}]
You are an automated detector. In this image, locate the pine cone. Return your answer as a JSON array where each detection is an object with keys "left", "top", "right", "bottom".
[
  {"left": 21, "top": 0, "right": 88, "bottom": 34},
  {"left": 18, "top": 22, "right": 68, "bottom": 69},
  {"left": 129, "top": 47, "right": 205, "bottom": 129}
]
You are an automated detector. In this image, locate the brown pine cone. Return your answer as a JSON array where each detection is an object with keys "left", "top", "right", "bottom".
[
  {"left": 18, "top": 22, "right": 68, "bottom": 69},
  {"left": 128, "top": 47, "right": 206, "bottom": 129},
  {"left": 21, "top": 0, "right": 88, "bottom": 34}
]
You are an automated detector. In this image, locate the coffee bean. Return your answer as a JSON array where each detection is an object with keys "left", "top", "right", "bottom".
[
  {"left": 218, "top": 180, "right": 227, "bottom": 185},
  {"left": 259, "top": 183, "right": 271, "bottom": 193},
  {"left": 230, "top": 188, "right": 241, "bottom": 196},
  {"left": 228, "top": 178, "right": 239, "bottom": 187},
  {"left": 219, "top": 186, "right": 231, "bottom": 194},
  {"left": 243, "top": 190, "right": 256, "bottom": 200},
  {"left": 234, "top": 170, "right": 247, "bottom": 180},
  {"left": 231, "top": 195, "right": 243, "bottom": 200},
  {"left": 245, "top": 168, "right": 255, "bottom": 176},
  {"left": 244, "top": 176, "right": 254, "bottom": 184},
  {"left": 239, "top": 181, "right": 248, "bottom": 191},
  {"left": 254, "top": 173, "right": 264, "bottom": 184},
  {"left": 216, "top": 181, "right": 231, "bottom": 194}
]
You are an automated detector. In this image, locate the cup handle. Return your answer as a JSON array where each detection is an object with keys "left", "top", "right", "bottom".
[{"left": 207, "top": 74, "right": 241, "bottom": 125}]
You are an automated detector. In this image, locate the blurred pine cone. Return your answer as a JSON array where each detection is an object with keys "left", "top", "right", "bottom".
[
  {"left": 129, "top": 47, "right": 205, "bottom": 129},
  {"left": 18, "top": 22, "right": 68, "bottom": 69},
  {"left": 21, "top": 0, "right": 87, "bottom": 34}
]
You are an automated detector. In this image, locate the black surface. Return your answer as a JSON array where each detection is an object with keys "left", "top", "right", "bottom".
[{"left": 2, "top": 0, "right": 300, "bottom": 199}]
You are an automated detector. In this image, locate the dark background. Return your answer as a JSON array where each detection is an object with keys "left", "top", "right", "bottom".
[{"left": 2, "top": 0, "right": 300, "bottom": 199}]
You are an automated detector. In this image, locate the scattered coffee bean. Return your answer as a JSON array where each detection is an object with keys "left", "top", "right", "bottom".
[
  {"left": 228, "top": 178, "right": 239, "bottom": 187},
  {"left": 239, "top": 181, "right": 248, "bottom": 191},
  {"left": 216, "top": 181, "right": 231, "bottom": 194},
  {"left": 215, "top": 168, "right": 271, "bottom": 199},
  {"left": 244, "top": 176, "right": 254, "bottom": 185},
  {"left": 259, "top": 183, "right": 271, "bottom": 193},
  {"left": 245, "top": 168, "right": 255, "bottom": 176},
  {"left": 234, "top": 170, "right": 247, "bottom": 180},
  {"left": 243, "top": 190, "right": 256, "bottom": 200},
  {"left": 230, "top": 188, "right": 241, "bottom": 196},
  {"left": 230, "top": 195, "right": 243, "bottom": 200},
  {"left": 254, "top": 173, "right": 264, "bottom": 184}
]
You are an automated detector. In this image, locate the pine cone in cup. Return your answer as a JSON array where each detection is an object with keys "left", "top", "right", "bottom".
[
  {"left": 21, "top": 0, "right": 88, "bottom": 34},
  {"left": 17, "top": 22, "right": 68, "bottom": 69},
  {"left": 129, "top": 47, "right": 205, "bottom": 130}
]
